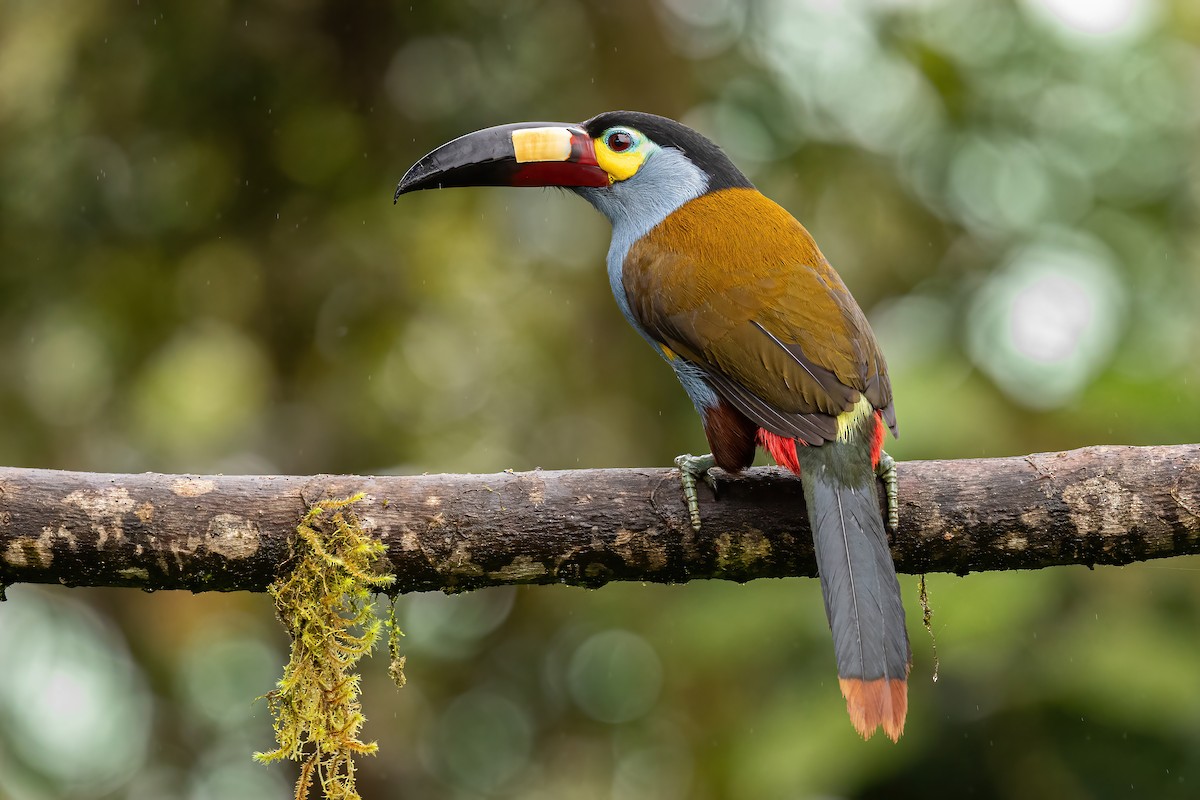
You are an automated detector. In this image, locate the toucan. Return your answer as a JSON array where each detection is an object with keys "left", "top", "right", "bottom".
[{"left": 395, "top": 111, "right": 911, "bottom": 741}]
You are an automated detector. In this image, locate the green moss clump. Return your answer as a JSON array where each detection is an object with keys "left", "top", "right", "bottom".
[{"left": 255, "top": 493, "right": 401, "bottom": 800}]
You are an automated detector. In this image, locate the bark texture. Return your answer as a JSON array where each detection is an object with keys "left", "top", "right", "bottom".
[{"left": 0, "top": 444, "right": 1197, "bottom": 594}]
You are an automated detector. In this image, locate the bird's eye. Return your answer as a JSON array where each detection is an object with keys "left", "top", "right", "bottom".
[{"left": 606, "top": 130, "right": 634, "bottom": 153}]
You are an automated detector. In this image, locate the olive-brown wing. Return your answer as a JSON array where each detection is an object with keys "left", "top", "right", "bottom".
[{"left": 622, "top": 188, "right": 896, "bottom": 441}]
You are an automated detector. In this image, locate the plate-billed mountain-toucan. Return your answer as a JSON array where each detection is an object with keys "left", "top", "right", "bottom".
[{"left": 395, "top": 111, "right": 911, "bottom": 741}]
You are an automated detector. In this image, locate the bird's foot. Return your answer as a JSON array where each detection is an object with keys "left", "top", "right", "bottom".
[
  {"left": 876, "top": 450, "right": 899, "bottom": 532},
  {"left": 674, "top": 453, "right": 717, "bottom": 532}
]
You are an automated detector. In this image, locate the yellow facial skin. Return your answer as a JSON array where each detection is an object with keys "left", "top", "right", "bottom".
[
  {"left": 593, "top": 127, "right": 651, "bottom": 183},
  {"left": 508, "top": 125, "right": 651, "bottom": 185}
]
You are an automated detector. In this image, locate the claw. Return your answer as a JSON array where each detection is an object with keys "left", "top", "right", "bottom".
[
  {"left": 674, "top": 453, "right": 716, "bottom": 532},
  {"left": 875, "top": 450, "right": 899, "bottom": 532}
]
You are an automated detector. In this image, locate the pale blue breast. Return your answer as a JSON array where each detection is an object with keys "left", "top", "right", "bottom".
[{"left": 574, "top": 148, "right": 720, "bottom": 416}]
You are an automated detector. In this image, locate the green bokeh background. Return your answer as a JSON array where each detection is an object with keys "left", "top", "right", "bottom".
[{"left": 2, "top": 1, "right": 1199, "bottom": 798}]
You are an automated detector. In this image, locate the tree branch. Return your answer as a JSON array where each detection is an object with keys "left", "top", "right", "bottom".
[{"left": 1, "top": 444, "right": 1197, "bottom": 595}]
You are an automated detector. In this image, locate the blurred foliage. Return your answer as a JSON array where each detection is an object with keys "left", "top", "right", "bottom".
[{"left": 1, "top": 0, "right": 1199, "bottom": 798}]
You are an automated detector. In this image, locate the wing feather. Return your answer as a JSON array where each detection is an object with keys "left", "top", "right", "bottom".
[{"left": 622, "top": 188, "right": 897, "bottom": 438}]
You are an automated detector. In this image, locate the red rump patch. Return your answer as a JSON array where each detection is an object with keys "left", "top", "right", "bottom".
[
  {"left": 756, "top": 429, "right": 801, "bottom": 475},
  {"left": 870, "top": 411, "right": 885, "bottom": 469}
]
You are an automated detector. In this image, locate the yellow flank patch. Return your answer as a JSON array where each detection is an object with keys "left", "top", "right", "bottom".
[
  {"left": 595, "top": 141, "right": 646, "bottom": 182},
  {"left": 836, "top": 396, "right": 874, "bottom": 443},
  {"left": 512, "top": 127, "right": 573, "bottom": 163},
  {"left": 659, "top": 343, "right": 678, "bottom": 361}
]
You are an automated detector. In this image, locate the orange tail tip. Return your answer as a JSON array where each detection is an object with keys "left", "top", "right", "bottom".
[{"left": 838, "top": 677, "right": 908, "bottom": 742}]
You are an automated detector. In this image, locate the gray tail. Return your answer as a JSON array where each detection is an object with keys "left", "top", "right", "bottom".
[{"left": 797, "top": 444, "right": 911, "bottom": 741}]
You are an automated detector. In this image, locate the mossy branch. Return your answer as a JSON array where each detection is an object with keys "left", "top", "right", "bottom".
[
  {"left": 253, "top": 494, "right": 403, "bottom": 800},
  {"left": 1, "top": 445, "right": 1199, "bottom": 596}
]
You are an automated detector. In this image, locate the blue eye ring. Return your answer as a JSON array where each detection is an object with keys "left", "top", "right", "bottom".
[{"left": 606, "top": 129, "right": 635, "bottom": 153}]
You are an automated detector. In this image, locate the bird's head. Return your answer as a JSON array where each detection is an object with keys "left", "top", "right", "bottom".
[{"left": 394, "top": 111, "right": 753, "bottom": 229}]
